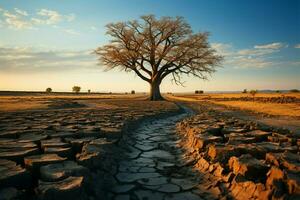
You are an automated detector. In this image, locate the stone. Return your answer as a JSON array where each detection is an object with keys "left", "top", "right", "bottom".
[
  {"left": 196, "top": 158, "right": 210, "bottom": 171},
  {"left": 227, "top": 136, "right": 256, "bottom": 145},
  {"left": 286, "top": 170, "right": 300, "bottom": 195},
  {"left": 101, "top": 127, "right": 122, "bottom": 140},
  {"left": 138, "top": 177, "right": 168, "bottom": 186},
  {"left": 141, "top": 150, "right": 175, "bottom": 161},
  {"left": 44, "top": 147, "right": 73, "bottom": 159},
  {"left": 24, "top": 154, "right": 66, "bottom": 173},
  {"left": 40, "top": 161, "right": 90, "bottom": 181},
  {"left": 65, "top": 137, "right": 95, "bottom": 153},
  {"left": 228, "top": 154, "right": 269, "bottom": 181},
  {"left": 134, "top": 190, "right": 164, "bottom": 200},
  {"left": 164, "top": 192, "right": 204, "bottom": 200},
  {"left": 0, "top": 187, "right": 20, "bottom": 200},
  {"left": 245, "top": 130, "right": 271, "bottom": 142},
  {"left": 0, "top": 148, "right": 39, "bottom": 164},
  {"left": 221, "top": 127, "right": 246, "bottom": 134},
  {"left": 134, "top": 143, "right": 157, "bottom": 151},
  {"left": 115, "top": 194, "right": 130, "bottom": 200},
  {"left": 50, "top": 132, "right": 77, "bottom": 139},
  {"left": 116, "top": 172, "right": 161, "bottom": 183},
  {"left": 37, "top": 176, "right": 86, "bottom": 200},
  {"left": 18, "top": 133, "right": 48, "bottom": 143},
  {"left": 41, "top": 139, "right": 70, "bottom": 149},
  {"left": 207, "top": 144, "right": 240, "bottom": 163},
  {"left": 205, "top": 126, "right": 222, "bottom": 136},
  {"left": 170, "top": 178, "right": 198, "bottom": 190},
  {"left": 280, "top": 152, "right": 300, "bottom": 172},
  {"left": 231, "top": 180, "right": 257, "bottom": 199},
  {"left": 157, "top": 183, "right": 181, "bottom": 193},
  {"left": 194, "top": 134, "right": 223, "bottom": 151},
  {"left": 110, "top": 184, "right": 135, "bottom": 193},
  {"left": 0, "top": 159, "right": 32, "bottom": 189}
]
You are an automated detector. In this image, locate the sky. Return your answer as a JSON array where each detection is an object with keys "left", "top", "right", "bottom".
[{"left": 0, "top": 0, "right": 299, "bottom": 92}]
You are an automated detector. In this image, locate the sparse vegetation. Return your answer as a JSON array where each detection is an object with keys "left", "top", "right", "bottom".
[
  {"left": 45, "top": 88, "right": 52, "bottom": 93},
  {"left": 72, "top": 86, "right": 81, "bottom": 94},
  {"left": 250, "top": 89, "right": 257, "bottom": 100},
  {"left": 242, "top": 89, "right": 247, "bottom": 93},
  {"left": 290, "top": 89, "right": 299, "bottom": 93},
  {"left": 195, "top": 90, "right": 204, "bottom": 94}
]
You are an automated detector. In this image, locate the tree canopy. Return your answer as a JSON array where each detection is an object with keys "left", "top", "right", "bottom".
[{"left": 94, "top": 15, "right": 222, "bottom": 100}]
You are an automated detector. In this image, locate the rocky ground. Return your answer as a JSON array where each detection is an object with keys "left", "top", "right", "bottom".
[
  {"left": 177, "top": 103, "right": 300, "bottom": 199},
  {"left": 0, "top": 100, "right": 180, "bottom": 200},
  {"left": 0, "top": 99, "right": 299, "bottom": 200}
]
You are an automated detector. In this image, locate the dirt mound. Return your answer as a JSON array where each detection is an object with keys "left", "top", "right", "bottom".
[{"left": 47, "top": 100, "right": 87, "bottom": 109}]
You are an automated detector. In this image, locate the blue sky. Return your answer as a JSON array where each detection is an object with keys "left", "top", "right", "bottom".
[{"left": 0, "top": 0, "right": 299, "bottom": 92}]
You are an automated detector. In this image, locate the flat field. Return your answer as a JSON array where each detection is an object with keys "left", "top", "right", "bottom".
[
  {"left": 0, "top": 93, "right": 148, "bottom": 112},
  {"left": 171, "top": 92, "right": 300, "bottom": 118}
]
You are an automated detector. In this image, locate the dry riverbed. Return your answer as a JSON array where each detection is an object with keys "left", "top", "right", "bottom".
[{"left": 0, "top": 96, "right": 299, "bottom": 200}]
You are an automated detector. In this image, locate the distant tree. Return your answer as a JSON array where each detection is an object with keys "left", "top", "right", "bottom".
[
  {"left": 195, "top": 90, "right": 204, "bottom": 94},
  {"left": 94, "top": 15, "right": 222, "bottom": 100},
  {"left": 250, "top": 89, "right": 257, "bottom": 101},
  {"left": 290, "top": 89, "right": 299, "bottom": 93},
  {"left": 46, "top": 87, "right": 52, "bottom": 93},
  {"left": 131, "top": 90, "right": 135, "bottom": 94},
  {"left": 72, "top": 86, "right": 81, "bottom": 94},
  {"left": 242, "top": 89, "right": 247, "bottom": 93},
  {"left": 88, "top": 89, "right": 91, "bottom": 94},
  {"left": 275, "top": 90, "right": 281, "bottom": 93}
]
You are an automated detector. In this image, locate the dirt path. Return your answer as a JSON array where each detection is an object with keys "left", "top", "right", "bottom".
[{"left": 102, "top": 107, "right": 211, "bottom": 200}]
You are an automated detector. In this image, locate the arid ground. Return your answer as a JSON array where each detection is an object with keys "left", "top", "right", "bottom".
[{"left": 0, "top": 93, "right": 299, "bottom": 200}]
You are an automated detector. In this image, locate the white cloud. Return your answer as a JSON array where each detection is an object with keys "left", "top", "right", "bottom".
[
  {"left": 90, "top": 26, "right": 97, "bottom": 30},
  {"left": 64, "top": 29, "right": 80, "bottom": 35},
  {"left": 0, "top": 45, "right": 96, "bottom": 72},
  {"left": 14, "top": 8, "right": 28, "bottom": 16},
  {"left": 66, "top": 14, "right": 75, "bottom": 22},
  {"left": 3, "top": 10, "right": 32, "bottom": 29},
  {"left": 0, "top": 7, "right": 75, "bottom": 29},
  {"left": 36, "top": 9, "right": 63, "bottom": 25},
  {"left": 211, "top": 43, "right": 233, "bottom": 56},
  {"left": 212, "top": 42, "right": 288, "bottom": 69},
  {"left": 254, "top": 42, "right": 287, "bottom": 49},
  {"left": 295, "top": 44, "right": 300, "bottom": 49}
]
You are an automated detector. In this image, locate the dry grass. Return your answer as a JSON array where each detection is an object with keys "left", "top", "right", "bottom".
[
  {"left": 213, "top": 101, "right": 300, "bottom": 117},
  {"left": 175, "top": 92, "right": 300, "bottom": 100},
  {"left": 0, "top": 94, "right": 148, "bottom": 112},
  {"left": 168, "top": 93, "right": 300, "bottom": 118},
  {"left": 0, "top": 99, "right": 46, "bottom": 111}
]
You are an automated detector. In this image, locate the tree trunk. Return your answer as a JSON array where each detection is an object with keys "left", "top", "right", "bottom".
[{"left": 149, "top": 81, "right": 164, "bottom": 101}]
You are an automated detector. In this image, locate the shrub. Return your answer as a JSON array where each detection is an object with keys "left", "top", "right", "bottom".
[
  {"left": 46, "top": 88, "right": 52, "bottom": 93},
  {"left": 131, "top": 90, "right": 135, "bottom": 94},
  {"left": 242, "top": 89, "right": 247, "bottom": 93},
  {"left": 195, "top": 90, "right": 204, "bottom": 94},
  {"left": 249, "top": 89, "right": 258, "bottom": 100},
  {"left": 290, "top": 89, "right": 299, "bottom": 93},
  {"left": 72, "top": 86, "right": 81, "bottom": 94}
]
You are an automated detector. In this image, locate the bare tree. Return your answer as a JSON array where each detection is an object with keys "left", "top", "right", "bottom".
[{"left": 94, "top": 15, "right": 222, "bottom": 100}]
